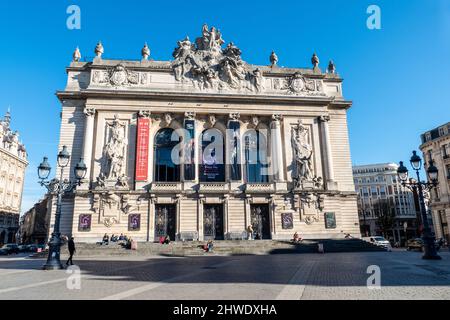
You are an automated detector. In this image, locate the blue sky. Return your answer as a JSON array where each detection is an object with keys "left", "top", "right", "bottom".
[{"left": 1, "top": 0, "right": 449, "bottom": 213}]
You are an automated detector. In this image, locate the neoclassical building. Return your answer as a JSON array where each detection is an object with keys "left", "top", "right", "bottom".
[
  {"left": 420, "top": 122, "right": 450, "bottom": 243},
  {"left": 51, "top": 25, "right": 359, "bottom": 242},
  {"left": 0, "top": 111, "right": 28, "bottom": 244}
]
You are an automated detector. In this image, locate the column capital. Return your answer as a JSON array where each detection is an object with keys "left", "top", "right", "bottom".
[
  {"left": 229, "top": 112, "right": 240, "bottom": 121},
  {"left": 318, "top": 115, "right": 330, "bottom": 122},
  {"left": 271, "top": 114, "right": 283, "bottom": 122},
  {"left": 83, "top": 107, "right": 96, "bottom": 117},
  {"left": 184, "top": 111, "right": 196, "bottom": 120},
  {"left": 138, "top": 110, "right": 151, "bottom": 118}
]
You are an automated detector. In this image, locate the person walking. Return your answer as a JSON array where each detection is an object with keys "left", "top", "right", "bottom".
[{"left": 66, "top": 237, "right": 76, "bottom": 266}]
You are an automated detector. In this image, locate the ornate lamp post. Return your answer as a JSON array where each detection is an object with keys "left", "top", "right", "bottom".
[
  {"left": 38, "top": 146, "right": 87, "bottom": 270},
  {"left": 397, "top": 151, "right": 441, "bottom": 260}
]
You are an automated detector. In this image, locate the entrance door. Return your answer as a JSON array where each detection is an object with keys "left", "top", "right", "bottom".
[
  {"left": 203, "top": 204, "right": 224, "bottom": 240},
  {"left": 250, "top": 204, "right": 271, "bottom": 239},
  {"left": 155, "top": 204, "right": 176, "bottom": 241}
]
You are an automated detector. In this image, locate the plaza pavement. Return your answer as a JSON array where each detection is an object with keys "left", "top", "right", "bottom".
[{"left": 0, "top": 249, "right": 449, "bottom": 300}]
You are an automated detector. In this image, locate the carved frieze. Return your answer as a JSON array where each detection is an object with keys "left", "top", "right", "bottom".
[{"left": 91, "top": 64, "right": 147, "bottom": 87}]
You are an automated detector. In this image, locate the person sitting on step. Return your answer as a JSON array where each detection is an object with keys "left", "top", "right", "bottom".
[{"left": 292, "top": 232, "right": 302, "bottom": 243}]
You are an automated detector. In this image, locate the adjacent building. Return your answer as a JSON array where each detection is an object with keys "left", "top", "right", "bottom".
[
  {"left": 420, "top": 121, "right": 450, "bottom": 243},
  {"left": 0, "top": 111, "right": 28, "bottom": 244},
  {"left": 353, "top": 163, "right": 420, "bottom": 243},
  {"left": 18, "top": 196, "right": 50, "bottom": 245},
  {"left": 48, "top": 25, "right": 360, "bottom": 243}
]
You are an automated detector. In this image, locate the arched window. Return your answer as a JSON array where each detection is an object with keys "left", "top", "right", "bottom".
[
  {"left": 154, "top": 128, "right": 180, "bottom": 182},
  {"left": 200, "top": 128, "right": 225, "bottom": 182},
  {"left": 244, "top": 130, "right": 269, "bottom": 183}
]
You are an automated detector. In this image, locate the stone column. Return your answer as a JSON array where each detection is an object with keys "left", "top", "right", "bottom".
[
  {"left": 80, "top": 107, "right": 95, "bottom": 188},
  {"left": 244, "top": 195, "right": 251, "bottom": 230},
  {"left": 223, "top": 195, "right": 229, "bottom": 239},
  {"left": 198, "top": 195, "right": 205, "bottom": 241},
  {"left": 176, "top": 195, "right": 181, "bottom": 240},
  {"left": 319, "top": 115, "right": 337, "bottom": 190},
  {"left": 148, "top": 194, "right": 155, "bottom": 242},
  {"left": 270, "top": 114, "right": 286, "bottom": 188}
]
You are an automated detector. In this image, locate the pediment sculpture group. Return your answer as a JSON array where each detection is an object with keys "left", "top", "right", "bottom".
[{"left": 172, "top": 24, "right": 264, "bottom": 92}]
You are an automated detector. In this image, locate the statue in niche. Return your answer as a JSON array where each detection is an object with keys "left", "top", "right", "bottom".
[
  {"left": 103, "top": 114, "right": 127, "bottom": 180},
  {"left": 291, "top": 120, "right": 313, "bottom": 184}
]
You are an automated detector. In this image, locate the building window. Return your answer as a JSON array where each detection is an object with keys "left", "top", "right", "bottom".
[
  {"left": 200, "top": 128, "right": 225, "bottom": 182},
  {"left": 243, "top": 130, "right": 268, "bottom": 183},
  {"left": 154, "top": 128, "right": 181, "bottom": 182},
  {"left": 444, "top": 145, "right": 450, "bottom": 159}
]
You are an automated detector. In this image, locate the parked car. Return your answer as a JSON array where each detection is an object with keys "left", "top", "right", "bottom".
[
  {"left": 363, "top": 236, "right": 392, "bottom": 251},
  {"left": 1, "top": 244, "right": 19, "bottom": 254},
  {"left": 407, "top": 238, "right": 442, "bottom": 251},
  {"left": 18, "top": 245, "right": 28, "bottom": 253},
  {"left": 0, "top": 248, "right": 8, "bottom": 255}
]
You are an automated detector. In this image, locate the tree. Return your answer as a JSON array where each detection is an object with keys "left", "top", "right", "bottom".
[{"left": 374, "top": 199, "right": 395, "bottom": 238}]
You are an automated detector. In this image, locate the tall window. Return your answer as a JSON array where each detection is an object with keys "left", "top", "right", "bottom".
[
  {"left": 244, "top": 130, "right": 268, "bottom": 183},
  {"left": 154, "top": 128, "right": 180, "bottom": 182},
  {"left": 200, "top": 128, "right": 225, "bottom": 182}
]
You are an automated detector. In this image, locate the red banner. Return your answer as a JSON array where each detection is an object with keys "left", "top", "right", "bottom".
[{"left": 135, "top": 117, "right": 150, "bottom": 181}]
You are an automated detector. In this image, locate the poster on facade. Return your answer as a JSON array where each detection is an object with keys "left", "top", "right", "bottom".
[
  {"left": 129, "top": 214, "right": 141, "bottom": 231},
  {"left": 281, "top": 212, "right": 294, "bottom": 229},
  {"left": 79, "top": 214, "right": 92, "bottom": 232},
  {"left": 135, "top": 117, "right": 150, "bottom": 181},
  {"left": 324, "top": 212, "right": 336, "bottom": 229}
]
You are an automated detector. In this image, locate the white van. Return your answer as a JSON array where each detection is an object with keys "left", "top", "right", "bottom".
[{"left": 363, "top": 236, "right": 392, "bottom": 251}]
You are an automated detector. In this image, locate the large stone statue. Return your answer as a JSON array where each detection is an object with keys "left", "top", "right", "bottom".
[
  {"left": 291, "top": 120, "right": 313, "bottom": 184},
  {"left": 103, "top": 114, "right": 127, "bottom": 179},
  {"left": 196, "top": 24, "right": 224, "bottom": 52},
  {"left": 172, "top": 25, "right": 264, "bottom": 93}
]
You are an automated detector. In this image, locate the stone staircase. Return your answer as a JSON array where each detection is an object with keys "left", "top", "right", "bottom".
[{"left": 34, "top": 239, "right": 386, "bottom": 258}]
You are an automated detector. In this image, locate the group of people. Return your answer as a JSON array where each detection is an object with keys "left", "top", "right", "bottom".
[{"left": 101, "top": 233, "right": 129, "bottom": 245}]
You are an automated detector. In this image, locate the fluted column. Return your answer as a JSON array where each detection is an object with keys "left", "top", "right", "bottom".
[
  {"left": 270, "top": 114, "right": 285, "bottom": 182},
  {"left": 81, "top": 107, "right": 95, "bottom": 188},
  {"left": 319, "top": 115, "right": 337, "bottom": 190}
]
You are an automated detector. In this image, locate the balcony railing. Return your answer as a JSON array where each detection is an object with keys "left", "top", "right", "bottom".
[
  {"left": 245, "top": 182, "right": 275, "bottom": 193},
  {"left": 198, "top": 182, "right": 229, "bottom": 193},
  {"left": 150, "top": 182, "right": 182, "bottom": 192}
]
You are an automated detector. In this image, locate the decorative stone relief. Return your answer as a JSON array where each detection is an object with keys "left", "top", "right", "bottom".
[
  {"left": 92, "top": 192, "right": 134, "bottom": 227},
  {"left": 272, "top": 72, "right": 326, "bottom": 96},
  {"left": 91, "top": 64, "right": 147, "bottom": 87},
  {"left": 297, "top": 192, "right": 324, "bottom": 225},
  {"left": 172, "top": 24, "right": 264, "bottom": 92}
]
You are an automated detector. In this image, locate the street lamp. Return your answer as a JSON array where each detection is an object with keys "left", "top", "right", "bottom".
[
  {"left": 397, "top": 151, "right": 441, "bottom": 260},
  {"left": 38, "top": 146, "right": 87, "bottom": 270}
]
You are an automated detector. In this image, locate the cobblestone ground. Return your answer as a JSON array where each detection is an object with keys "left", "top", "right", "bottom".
[{"left": 0, "top": 250, "right": 449, "bottom": 300}]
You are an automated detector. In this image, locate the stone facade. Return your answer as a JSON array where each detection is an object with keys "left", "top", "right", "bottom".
[
  {"left": 420, "top": 122, "right": 450, "bottom": 243},
  {"left": 0, "top": 111, "right": 28, "bottom": 244},
  {"left": 49, "top": 25, "right": 359, "bottom": 242},
  {"left": 353, "top": 163, "right": 421, "bottom": 244}
]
